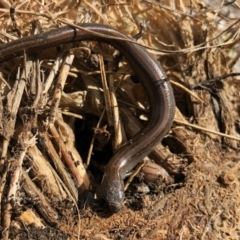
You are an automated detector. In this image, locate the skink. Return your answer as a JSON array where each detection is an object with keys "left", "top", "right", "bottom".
[{"left": 0, "top": 23, "right": 175, "bottom": 212}]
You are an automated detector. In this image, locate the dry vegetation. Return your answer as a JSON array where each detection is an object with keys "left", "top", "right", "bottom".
[{"left": 0, "top": 0, "right": 240, "bottom": 239}]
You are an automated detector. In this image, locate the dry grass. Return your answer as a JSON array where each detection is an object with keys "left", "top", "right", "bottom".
[{"left": 0, "top": 0, "right": 240, "bottom": 239}]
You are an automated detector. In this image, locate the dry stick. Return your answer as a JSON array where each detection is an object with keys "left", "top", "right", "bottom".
[
  {"left": 45, "top": 53, "right": 87, "bottom": 239},
  {"left": 0, "top": 73, "right": 11, "bottom": 89},
  {"left": 2, "top": 133, "right": 37, "bottom": 240},
  {"left": 61, "top": 110, "right": 84, "bottom": 119},
  {"left": 47, "top": 119, "right": 84, "bottom": 239},
  {"left": 28, "top": 145, "right": 68, "bottom": 199},
  {"left": 190, "top": 72, "right": 240, "bottom": 89},
  {"left": 42, "top": 56, "right": 63, "bottom": 95},
  {"left": 99, "top": 54, "right": 123, "bottom": 150},
  {"left": 86, "top": 108, "right": 106, "bottom": 166},
  {"left": 0, "top": 8, "right": 68, "bottom": 20},
  {"left": 47, "top": 52, "right": 89, "bottom": 189},
  {"left": 124, "top": 160, "right": 146, "bottom": 191},
  {"left": 0, "top": 68, "right": 20, "bottom": 227},
  {"left": 47, "top": 53, "right": 75, "bottom": 123},
  {"left": 86, "top": 73, "right": 126, "bottom": 166},
  {"left": 170, "top": 80, "right": 204, "bottom": 104},
  {"left": 108, "top": 59, "right": 124, "bottom": 150},
  {"left": 99, "top": 55, "right": 114, "bottom": 131},
  {"left": 31, "top": 59, "right": 43, "bottom": 108},
  {"left": 34, "top": 0, "right": 57, "bottom": 24},
  {"left": 1, "top": 61, "right": 32, "bottom": 240},
  {"left": 39, "top": 131, "right": 78, "bottom": 200},
  {"left": 229, "top": 51, "right": 240, "bottom": 69},
  {"left": 175, "top": 119, "right": 240, "bottom": 141},
  {"left": 21, "top": 171, "right": 59, "bottom": 226},
  {"left": 48, "top": 123, "right": 85, "bottom": 237},
  {"left": 71, "top": 68, "right": 132, "bottom": 77},
  {"left": 83, "top": 0, "right": 109, "bottom": 23},
  {"left": 0, "top": 161, "right": 9, "bottom": 225},
  {"left": 48, "top": 121, "right": 86, "bottom": 239},
  {"left": 108, "top": 69, "right": 123, "bottom": 150}
]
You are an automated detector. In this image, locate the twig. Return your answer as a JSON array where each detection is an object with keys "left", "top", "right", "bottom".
[
  {"left": 38, "top": 131, "right": 78, "bottom": 199},
  {"left": 48, "top": 122, "right": 90, "bottom": 192},
  {"left": 86, "top": 109, "right": 106, "bottom": 166},
  {"left": 175, "top": 119, "right": 240, "bottom": 141},
  {"left": 190, "top": 72, "right": 240, "bottom": 89},
  {"left": 124, "top": 160, "right": 146, "bottom": 191},
  {"left": 21, "top": 171, "right": 59, "bottom": 226},
  {"left": 2, "top": 133, "right": 37, "bottom": 240},
  {"left": 170, "top": 80, "right": 204, "bottom": 104},
  {"left": 48, "top": 52, "right": 75, "bottom": 123}
]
